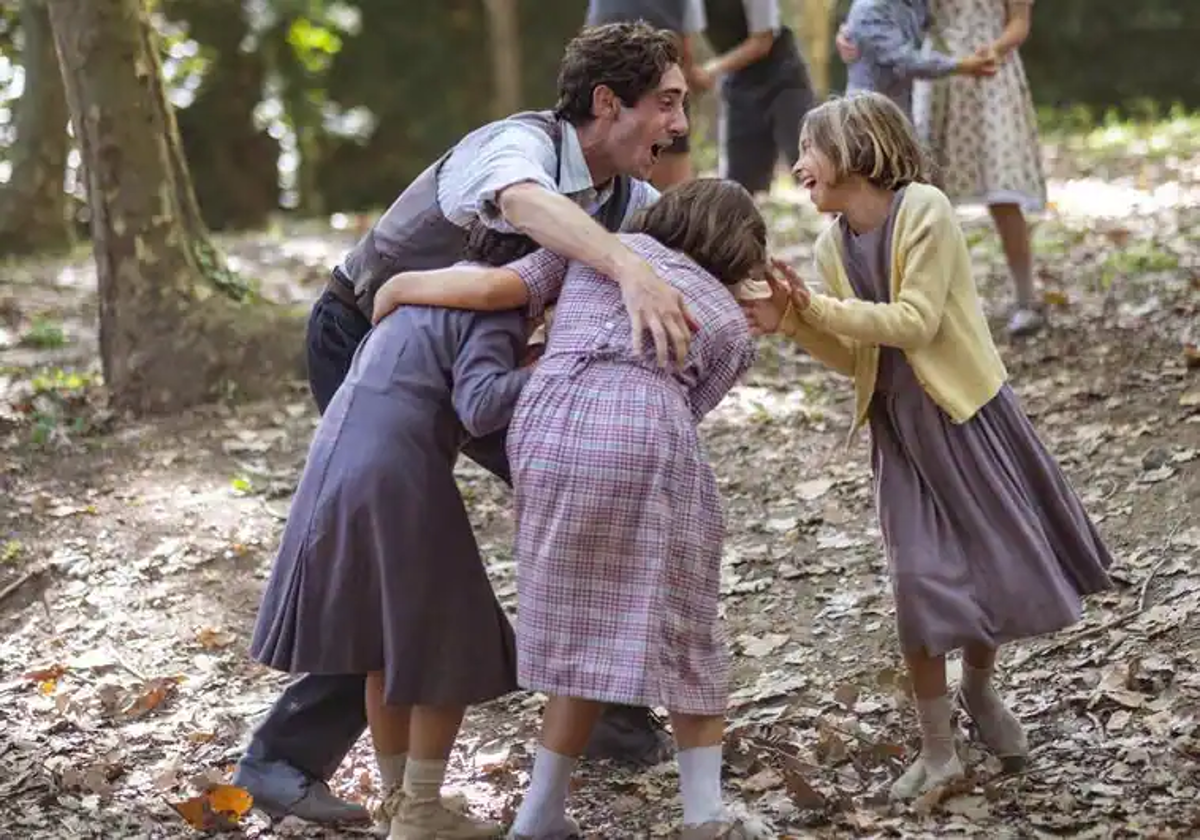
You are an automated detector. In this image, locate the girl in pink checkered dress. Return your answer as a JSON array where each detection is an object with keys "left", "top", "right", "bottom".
[{"left": 378, "top": 179, "right": 772, "bottom": 839}]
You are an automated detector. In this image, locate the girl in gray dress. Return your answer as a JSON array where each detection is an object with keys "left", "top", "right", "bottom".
[
  {"left": 250, "top": 225, "right": 541, "bottom": 839},
  {"left": 743, "top": 93, "right": 1112, "bottom": 801}
]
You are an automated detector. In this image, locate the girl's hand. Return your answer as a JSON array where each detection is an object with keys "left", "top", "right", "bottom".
[
  {"left": 956, "top": 48, "right": 999, "bottom": 77},
  {"left": 372, "top": 276, "right": 403, "bottom": 325},
  {"left": 769, "top": 258, "right": 811, "bottom": 313},
  {"left": 740, "top": 261, "right": 796, "bottom": 335}
]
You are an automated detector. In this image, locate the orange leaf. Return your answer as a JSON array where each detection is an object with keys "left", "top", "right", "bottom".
[
  {"left": 167, "top": 785, "right": 253, "bottom": 831},
  {"left": 168, "top": 795, "right": 209, "bottom": 829},
  {"left": 207, "top": 784, "right": 253, "bottom": 817},
  {"left": 123, "top": 677, "right": 178, "bottom": 718},
  {"left": 25, "top": 663, "right": 67, "bottom": 682}
]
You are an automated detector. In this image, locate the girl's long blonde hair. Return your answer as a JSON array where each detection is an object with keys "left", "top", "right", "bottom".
[{"left": 800, "top": 92, "right": 932, "bottom": 189}]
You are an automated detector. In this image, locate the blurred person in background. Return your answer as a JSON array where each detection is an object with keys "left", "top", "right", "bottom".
[{"left": 688, "top": 0, "right": 816, "bottom": 195}]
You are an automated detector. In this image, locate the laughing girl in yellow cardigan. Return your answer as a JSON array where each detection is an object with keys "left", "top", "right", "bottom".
[{"left": 744, "top": 92, "right": 1113, "bottom": 801}]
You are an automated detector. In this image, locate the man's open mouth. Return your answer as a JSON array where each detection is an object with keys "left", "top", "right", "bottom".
[{"left": 650, "top": 141, "right": 668, "bottom": 162}]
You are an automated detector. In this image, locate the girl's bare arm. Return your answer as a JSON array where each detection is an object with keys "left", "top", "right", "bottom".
[{"left": 992, "top": 1, "right": 1033, "bottom": 58}]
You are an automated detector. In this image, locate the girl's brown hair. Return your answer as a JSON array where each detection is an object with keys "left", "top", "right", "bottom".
[
  {"left": 626, "top": 178, "right": 766, "bottom": 285},
  {"left": 801, "top": 92, "right": 932, "bottom": 189}
]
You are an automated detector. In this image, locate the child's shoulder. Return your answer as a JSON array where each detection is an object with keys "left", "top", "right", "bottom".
[
  {"left": 899, "top": 182, "right": 955, "bottom": 221},
  {"left": 617, "top": 231, "right": 658, "bottom": 254}
]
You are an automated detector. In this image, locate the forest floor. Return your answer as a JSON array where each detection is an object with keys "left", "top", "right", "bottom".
[{"left": 1, "top": 119, "right": 1198, "bottom": 839}]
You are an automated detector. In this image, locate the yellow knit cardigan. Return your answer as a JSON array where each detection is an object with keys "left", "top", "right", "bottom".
[{"left": 780, "top": 182, "right": 1008, "bottom": 441}]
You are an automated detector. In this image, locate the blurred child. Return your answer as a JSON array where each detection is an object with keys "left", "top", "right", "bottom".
[{"left": 841, "top": 0, "right": 995, "bottom": 118}]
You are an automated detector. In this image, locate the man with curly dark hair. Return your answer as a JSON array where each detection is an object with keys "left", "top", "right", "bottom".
[
  {"left": 583, "top": 1, "right": 707, "bottom": 188},
  {"left": 235, "top": 21, "right": 690, "bottom": 831}
]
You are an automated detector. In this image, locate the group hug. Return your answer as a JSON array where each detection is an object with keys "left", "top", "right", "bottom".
[{"left": 231, "top": 16, "right": 1112, "bottom": 840}]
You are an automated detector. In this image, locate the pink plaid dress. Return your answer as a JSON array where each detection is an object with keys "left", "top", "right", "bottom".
[{"left": 507, "top": 234, "right": 756, "bottom": 715}]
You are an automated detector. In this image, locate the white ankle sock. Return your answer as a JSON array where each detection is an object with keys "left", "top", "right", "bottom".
[
  {"left": 890, "top": 694, "right": 963, "bottom": 800},
  {"left": 916, "top": 694, "right": 957, "bottom": 765},
  {"left": 677, "top": 745, "right": 725, "bottom": 826},
  {"left": 402, "top": 757, "right": 447, "bottom": 802},
  {"left": 511, "top": 747, "right": 577, "bottom": 836},
  {"left": 376, "top": 751, "right": 408, "bottom": 792}
]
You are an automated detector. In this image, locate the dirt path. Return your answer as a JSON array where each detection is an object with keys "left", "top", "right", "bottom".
[{"left": 2, "top": 137, "right": 1198, "bottom": 838}]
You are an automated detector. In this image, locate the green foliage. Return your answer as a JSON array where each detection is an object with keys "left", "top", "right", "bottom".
[
  {"left": 19, "top": 316, "right": 66, "bottom": 349},
  {"left": 286, "top": 16, "right": 342, "bottom": 74},
  {"left": 24, "top": 367, "right": 101, "bottom": 447},
  {"left": 9, "top": 0, "right": 1200, "bottom": 228},
  {"left": 192, "top": 237, "right": 256, "bottom": 301},
  {"left": 1100, "top": 241, "right": 1180, "bottom": 291},
  {"left": 1, "top": 539, "right": 22, "bottom": 565},
  {"left": 1022, "top": 2, "right": 1200, "bottom": 114}
]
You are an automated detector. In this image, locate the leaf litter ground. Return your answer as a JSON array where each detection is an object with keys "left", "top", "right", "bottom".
[{"left": 1, "top": 129, "right": 1198, "bottom": 838}]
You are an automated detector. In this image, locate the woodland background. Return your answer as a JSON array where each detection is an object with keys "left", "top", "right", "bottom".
[
  {"left": 3, "top": 0, "right": 1199, "bottom": 239},
  {"left": 0, "top": 2, "right": 1198, "bottom": 838}
]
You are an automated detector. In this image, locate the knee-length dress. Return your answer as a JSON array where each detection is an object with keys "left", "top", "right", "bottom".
[
  {"left": 913, "top": 0, "right": 1047, "bottom": 210},
  {"left": 249, "top": 305, "right": 531, "bottom": 706},
  {"left": 504, "top": 235, "right": 757, "bottom": 715},
  {"left": 847, "top": 189, "right": 1111, "bottom": 655}
]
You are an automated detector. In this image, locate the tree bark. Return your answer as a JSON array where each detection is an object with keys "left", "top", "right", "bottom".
[
  {"left": 0, "top": 0, "right": 72, "bottom": 255},
  {"left": 484, "top": 0, "right": 522, "bottom": 117},
  {"left": 45, "top": 0, "right": 303, "bottom": 416}
]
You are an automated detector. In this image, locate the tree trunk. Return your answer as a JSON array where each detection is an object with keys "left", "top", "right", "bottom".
[
  {"left": 484, "top": 0, "right": 522, "bottom": 117},
  {"left": 45, "top": 0, "right": 303, "bottom": 416},
  {"left": 0, "top": 0, "right": 72, "bottom": 255},
  {"left": 166, "top": 0, "right": 279, "bottom": 232}
]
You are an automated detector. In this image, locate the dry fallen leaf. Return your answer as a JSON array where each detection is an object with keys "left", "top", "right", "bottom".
[
  {"left": 943, "top": 793, "right": 991, "bottom": 820},
  {"left": 741, "top": 767, "right": 784, "bottom": 793},
  {"left": 195, "top": 627, "right": 235, "bottom": 650},
  {"left": 168, "top": 784, "right": 253, "bottom": 832},
  {"left": 912, "top": 774, "right": 976, "bottom": 815},
  {"left": 782, "top": 767, "right": 827, "bottom": 810},
  {"left": 739, "top": 633, "right": 789, "bottom": 659},
  {"left": 123, "top": 677, "right": 179, "bottom": 718},
  {"left": 832, "top": 683, "right": 860, "bottom": 709},
  {"left": 24, "top": 663, "right": 67, "bottom": 682},
  {"left": 795, "top": 478, "right": 834, "bottom": 501},
  {"left": 815, "top": 722, "right": 848, "bottom": 764}
]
